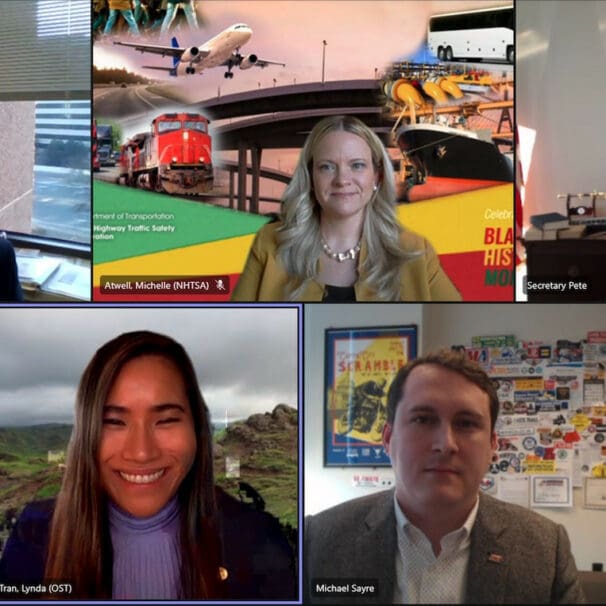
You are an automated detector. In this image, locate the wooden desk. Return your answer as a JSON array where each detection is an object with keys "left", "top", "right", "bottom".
[
  {"left": 524, "top": 239, "right": 606, "bottom": 301},
  {"left": 578, "top": 571, "right": 606, "bottom": 604}
]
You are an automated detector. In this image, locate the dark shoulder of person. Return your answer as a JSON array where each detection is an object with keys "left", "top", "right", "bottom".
[
  {"left": 0, "top": 499, "right": 54, "bottom": 584},
  {"left": 0, "top": 238, "right": 23, "bottom": 302},
  {"left": 216, "top": 486, "right": 297, "bottom": 600}
]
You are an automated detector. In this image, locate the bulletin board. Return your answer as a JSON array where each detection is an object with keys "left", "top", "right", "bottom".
[{"left": 455, "top": 331, "right": 606, "bottom": 509}]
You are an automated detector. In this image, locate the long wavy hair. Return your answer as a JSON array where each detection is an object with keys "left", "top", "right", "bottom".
[
  {"left": 277, "top": 115, "right": 417, "bottom": 301},
  {"left": 44, "top": 331, "right": 224, "bottom": 599}
]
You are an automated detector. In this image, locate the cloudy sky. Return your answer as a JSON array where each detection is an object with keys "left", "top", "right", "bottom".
[
  {"left": 95, "top": 0, "right": 511, "bottom": 95},
  {"left": 0, "top": 307, "right": 298, "bottom": 426}
]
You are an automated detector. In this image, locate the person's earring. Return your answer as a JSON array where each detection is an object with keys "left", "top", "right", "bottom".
[{"left": 373, "top": 184, "right": 378, "bottom": 192}]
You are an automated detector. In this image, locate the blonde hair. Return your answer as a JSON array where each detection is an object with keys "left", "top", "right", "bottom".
[{"left": 276, "top": 115, "right": 416, "bottom": 301}]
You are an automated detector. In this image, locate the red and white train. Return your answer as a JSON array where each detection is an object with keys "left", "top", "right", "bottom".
[{"left": 118, "top": 112, "right": 213, "bottom": 195}]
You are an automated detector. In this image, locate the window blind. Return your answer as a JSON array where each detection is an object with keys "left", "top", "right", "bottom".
[{"left": 0, "top": 0, "right": 91, "bottom": 101}]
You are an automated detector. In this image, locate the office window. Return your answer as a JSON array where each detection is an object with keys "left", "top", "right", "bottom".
[{"left": 34, "top": 100, "right": 90, "bottom": 243}]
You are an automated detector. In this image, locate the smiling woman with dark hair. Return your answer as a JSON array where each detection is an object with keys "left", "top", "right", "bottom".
[{"left": 0, "top": 331, "right": 296, "bottom": 600}]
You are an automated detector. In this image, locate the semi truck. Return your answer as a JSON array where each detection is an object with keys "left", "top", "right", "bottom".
[{"left": 96, "top": 124, "right": 115, "bottom": 166}]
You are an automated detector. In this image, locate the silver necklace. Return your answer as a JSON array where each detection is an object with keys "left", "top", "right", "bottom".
[{"left": 321, "top": 237, "right": 362, "bottom": 263}]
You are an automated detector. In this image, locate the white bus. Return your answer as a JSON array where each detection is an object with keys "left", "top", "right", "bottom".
[{"left": 427, "top": 5, "right": 514, "bottom": 64}]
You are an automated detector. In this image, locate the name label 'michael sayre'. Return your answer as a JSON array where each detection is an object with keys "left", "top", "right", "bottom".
[{"left": 312, "top": 579, "right": 379, "bottom": 597}]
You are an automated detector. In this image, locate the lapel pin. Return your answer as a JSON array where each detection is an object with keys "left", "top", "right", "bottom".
[
  {"left": 218, "top": 567, "right": 229, "bottom": 581},
  {"left": 488, "top": 553, "right": 504, "bottom": 564}
]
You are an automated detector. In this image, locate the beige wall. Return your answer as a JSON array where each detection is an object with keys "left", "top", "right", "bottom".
[
  {"left": 422, "top": 303, "right": 606, "bottom": 572},
  {"left": 517, "top": 1, "right": 606, "bottom": 223},
  {"left": 0, "top": 103, "right": 34, "bottom": 232},
  {"left": 305, "top": 304, "right": 606, "bottom": 572},
  {"left": 304, "top": 303, "right": 423, "bottom": 514}
]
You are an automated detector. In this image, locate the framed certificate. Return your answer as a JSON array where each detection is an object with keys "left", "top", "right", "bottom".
[
  {"left": 530, "top": 475, "right": 573, "bottom": 508},
  {"left": 584, "top": 477, "right": 606, "bottom": 509}
]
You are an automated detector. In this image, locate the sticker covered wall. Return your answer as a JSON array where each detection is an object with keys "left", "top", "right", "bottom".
[{"left": 453, "top": 331, "right": 606, "bottom": 509}]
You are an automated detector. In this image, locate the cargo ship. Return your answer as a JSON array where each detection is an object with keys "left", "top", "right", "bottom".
[{"left": 396, "top": 122, "right": 513, "bottom": 201}]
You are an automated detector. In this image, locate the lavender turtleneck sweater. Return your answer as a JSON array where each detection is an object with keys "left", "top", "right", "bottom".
[{"left": 108, "top": 497, "right": 181, "bottom": 599}]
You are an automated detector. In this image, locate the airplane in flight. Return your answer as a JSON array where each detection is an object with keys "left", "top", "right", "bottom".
[{"left": 113, "top": 23, "right": 285, "bottom": 79}]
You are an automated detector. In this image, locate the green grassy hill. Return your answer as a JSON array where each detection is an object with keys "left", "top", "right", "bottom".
[
  {"left": 0, "top": 423, "right": 72, "bottom": 458},
  {"left": 214, "top": 403, "right": 298, "bottom": 529},
  {"left": 0, "top": 406, "right": 298, "bottom": 530},
  {"left": 0, "top": 424, "right": 72, "bottom": 513}
]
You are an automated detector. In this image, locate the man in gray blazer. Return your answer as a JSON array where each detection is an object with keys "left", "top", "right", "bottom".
[{"left": 305, "top": 350, "right": 585, "bottom": 604}]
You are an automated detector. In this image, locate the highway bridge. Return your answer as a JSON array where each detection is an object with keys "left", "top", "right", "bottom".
[
  {"left": 200, "top": 80, "right": 384, "bottom": 122},
  {"left": 190, "top": 79, "right": 391, "bottom": 212}
]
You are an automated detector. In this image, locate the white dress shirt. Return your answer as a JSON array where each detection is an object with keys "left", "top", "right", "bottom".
[{"left": 392, "top": 494, "right": 479, "bottom": 604}]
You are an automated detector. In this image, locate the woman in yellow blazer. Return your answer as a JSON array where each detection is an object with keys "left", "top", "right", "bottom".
[{"left": 231, "top": 115, "right": 461, "bottom": 302}]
